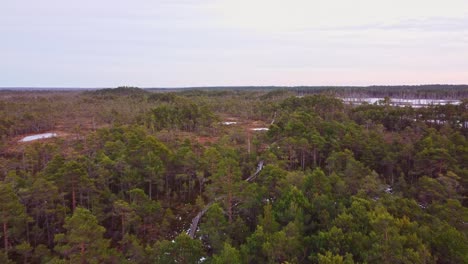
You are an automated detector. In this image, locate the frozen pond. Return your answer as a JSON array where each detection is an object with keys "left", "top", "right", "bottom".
[
  {"left": 342, "top": 98, "right": 461, "bottom": 107},
  {"left": 20, "top": 133, "right": 57, "bottom": 142}
]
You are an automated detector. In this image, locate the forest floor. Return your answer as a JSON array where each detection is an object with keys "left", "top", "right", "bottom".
[
  {"left": 3, "top": 111, "right": 270, "bottom": 157},
  {"left": 2, "top": 117, "right": 102, "bottom": 155}
]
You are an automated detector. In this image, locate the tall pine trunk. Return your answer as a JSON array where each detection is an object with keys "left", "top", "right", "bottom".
[
  {"left": 148, "top": 180, "right": 152, "bottom": 200},
  {"left": 72, "top": 182, "right": 76, "bottom": 211},
  {"left": 3, "top": 221, "right": 8, "bottom": 253},
  {"left": 80, "top": 242, "right": 85, "bottom": 263},
  {"left": 227, "top": 192, "right": 233, "bottom": 223},
  {"left": 121, "top": 214, "right": 125, "bottom": 237}
]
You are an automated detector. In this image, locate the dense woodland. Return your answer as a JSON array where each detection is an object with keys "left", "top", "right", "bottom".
[
  {"left": 0, "top": 87, "right": 467, "bottom": 263},
  {"left": 147, "top": 85, "right": 468, "bottom": 99}
]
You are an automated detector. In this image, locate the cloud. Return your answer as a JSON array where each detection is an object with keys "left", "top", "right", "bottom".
[
  {"left": 365, "top": 17, "right": 468, "bottom": 32},
  {"left": 210, "top": 0, "right": 468, "bottom": 32}
]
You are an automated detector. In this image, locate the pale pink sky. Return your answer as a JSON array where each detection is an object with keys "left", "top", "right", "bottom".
[{"left": 1, "top": 0, "right": 468, "bottom": 87}]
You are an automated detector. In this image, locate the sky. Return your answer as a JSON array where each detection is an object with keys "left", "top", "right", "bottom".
[{"left": 1, "top": 0, "right": 468, "bottom": 87}]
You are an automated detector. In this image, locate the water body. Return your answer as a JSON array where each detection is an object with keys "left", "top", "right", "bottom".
[
  {"left": 342, "top": 98, "right": 461, "bottom": 106},
  {"left": 20, "top": 133, "right": 57, "bottom": 142}
]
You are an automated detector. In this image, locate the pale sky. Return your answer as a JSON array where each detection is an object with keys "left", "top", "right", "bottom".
[{"left": 1, "top": 0, "right": 468, "bottom": 87}]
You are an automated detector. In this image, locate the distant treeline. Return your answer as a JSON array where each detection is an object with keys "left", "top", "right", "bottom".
[
  {"left": 149, "top": 85, "right": 468, "bottom": 99},
  {"left": 2, "top": 85, "right": 468, "bottom": 99}
]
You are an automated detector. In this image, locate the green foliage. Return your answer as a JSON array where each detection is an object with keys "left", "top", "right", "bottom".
[
  {"left": 211, "top": 242, "right": 242, "bottom": 264},
  {"left": 207, "top": 155, "right": 246, "bottom": 223},
  {"left": 91, "top": 86, "right": 148, "bottom": 97},
  {"left": 0, "top": 182, "right": 29, "bottom": 253},
  {"left": 149, "top": 98, "right": 217, "bottom": 132},
  {"left": 431, "top": 224, "right": 468, "bottom": 264},
  {"left": 151, "top": 233, "right": 204, "bottom": 264},
  {"left": 1, "top": 90, "right": 467, "bottom": 263},
  {"left": 54, "top": 207, "right": 115, "bottom": 263},
  {"left": 317, "top": 251, "right": 354, "bottom": 264},
  {"left": 200, "top": 203, "right": 228, "bottom": 253}
]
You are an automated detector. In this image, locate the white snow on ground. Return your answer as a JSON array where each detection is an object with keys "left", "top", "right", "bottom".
[
  {"left": 385, "top": 186, "right": 393, "bottom": 194},
  {"left": 222, "top": 121, "right": 238, "bottom": 125},
  {"left": 251, "top": 128, "right": 269, "bottom": 131},
  {"left": 20, "top": 133, "right": 57, "bottom": 142}
]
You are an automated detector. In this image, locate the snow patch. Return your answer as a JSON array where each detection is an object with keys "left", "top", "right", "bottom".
[
  {"left": 385, "top": 186, "right": 393, "bottom": 194},
  {"left": 20, "top": 133, "right": 57, "bottom": 142},
  {"left": 222, "top": 121, "right": 237, "bottom": 125}
]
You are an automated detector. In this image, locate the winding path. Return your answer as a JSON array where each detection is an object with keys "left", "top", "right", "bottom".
[{"left": 187, "top": 160, "right": 264, "bottom": 238}]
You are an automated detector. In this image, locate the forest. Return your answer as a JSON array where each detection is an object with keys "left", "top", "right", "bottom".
[{"left": 0, "top": 86, "right": 467, "bottom": 263}]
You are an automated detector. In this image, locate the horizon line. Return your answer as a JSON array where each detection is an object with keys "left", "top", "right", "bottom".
[{"left": 1, "top": 84, "right": 468, "bottom": 90}]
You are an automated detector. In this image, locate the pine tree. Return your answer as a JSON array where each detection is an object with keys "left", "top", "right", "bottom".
[
  {"left": 0, "top": 182, "right": 29, "bottom": 253},
  {"left": 54, "top": 207, "right": 115, "bottom": 263}
]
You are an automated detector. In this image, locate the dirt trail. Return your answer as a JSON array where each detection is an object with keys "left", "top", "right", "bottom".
[{"left": 187, "top": 161, "right": 264, "bottom": 238}]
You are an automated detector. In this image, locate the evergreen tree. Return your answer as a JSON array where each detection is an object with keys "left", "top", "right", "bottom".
[
  {"left": 54, "top": 207, "right": 115, "bottom": 263},
  {"left": 0, "top": 182, "right": 29, "bottom": 253}
]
